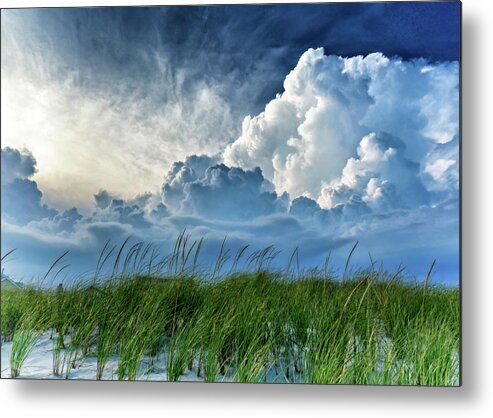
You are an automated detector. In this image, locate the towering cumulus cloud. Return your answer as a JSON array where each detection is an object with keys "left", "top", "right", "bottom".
[{"left": 224, "top": 48, "right": 459, "bottom": 212}]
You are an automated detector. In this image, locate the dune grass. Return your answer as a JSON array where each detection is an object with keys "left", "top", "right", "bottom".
[{"left": 0, "top": 236, "right": 460, "bottom": 385}]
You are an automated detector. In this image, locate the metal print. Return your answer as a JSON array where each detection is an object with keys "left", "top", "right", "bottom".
[{"left": 0, "top": 2, "right": 460, "bottom": 385}]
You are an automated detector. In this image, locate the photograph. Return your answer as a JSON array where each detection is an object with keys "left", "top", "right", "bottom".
[{"left": 1, "top": 1, "right": 461, "bottom": 385}]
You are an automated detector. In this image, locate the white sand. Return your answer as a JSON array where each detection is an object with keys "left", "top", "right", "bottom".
[{"left": 1, "top": 331, "right": 224, "bottom": 381}]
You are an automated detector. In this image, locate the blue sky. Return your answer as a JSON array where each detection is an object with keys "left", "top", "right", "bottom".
[{"left": 1, "top": 3, "right": 460, "bottom": 284}]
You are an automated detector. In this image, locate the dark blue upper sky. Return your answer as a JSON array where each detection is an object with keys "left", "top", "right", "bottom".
[
  {"left": 7, "top": 2, "right": 460, "bottom": 114},
  {"left": 32, "top": 2, "right": 461, "bottom": 59}
]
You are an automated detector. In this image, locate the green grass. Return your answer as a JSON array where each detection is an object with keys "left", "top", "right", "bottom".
[{"left": 0, "top": 238, "right": 459, "bottom": 385}]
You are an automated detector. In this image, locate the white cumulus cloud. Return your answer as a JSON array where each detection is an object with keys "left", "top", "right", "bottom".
[
  {"left": 224, "top": 48, "right": 459, "bottom": 209},
  {"left": 319, "top": 132, "right": 429, "bottom": 211}
]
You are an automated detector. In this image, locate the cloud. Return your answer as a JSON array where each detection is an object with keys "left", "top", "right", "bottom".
[
  {"left": 0, "top": 149, "right": 156, "bottom": 253},
  {"left": 224, "top": 48, "right": 459, "bottom": 208},
  {"left": 162, "top": 155, "right": 288, "bottom": 221},
  {"left": 150, "top": 203, "right": 170, "bottom": 221},
  {"left": 423, "top": 134, "right": 459, "bottom": 198},
  {"left": 94, "top": 190, "right": 114, "bottom": 209},
  {"left": 319, "top": 132, "right": 429, "bottom": 211},
  {"left": 1, "top": 178, "right": 58, "bottom": 225},
  {"left": 91, "top": 189, "right": 155, "bottom": 228},
  {"left": 1, "top": 147, "right": 58, "bottom": 225},
  {"left": 32, "top": 207, "right": 83, "bottom": 235},
  {"left": 86, "top": 193, "right": 153, "bottom": 230},
  {"left": 1, "top": 147, "right": 37, "bottom": 185},
  {"left": 225, "top": 49, "right": 368, "bottom": 198},
  {"left": 162, "top": 154, "right": 220, "bottom": 212},
  {"left": 95, "top": 200, "right": 150, "bottom": 229}
]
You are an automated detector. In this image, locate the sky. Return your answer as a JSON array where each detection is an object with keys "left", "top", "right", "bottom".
[{"left": 0, "top": 2, "right": 460, "bottom": 284}]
